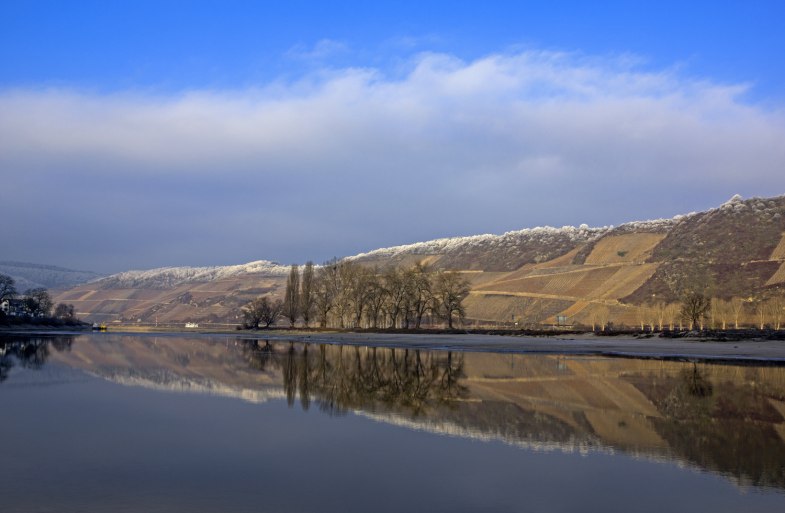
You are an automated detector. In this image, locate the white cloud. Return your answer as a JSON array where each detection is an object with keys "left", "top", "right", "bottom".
[{"left": 1, "top": 49, "right": 784, "bottom": 270}]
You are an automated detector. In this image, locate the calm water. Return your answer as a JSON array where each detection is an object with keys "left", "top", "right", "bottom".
[{"left": 2, "top": 333, "right": 785, "bottom": 513}]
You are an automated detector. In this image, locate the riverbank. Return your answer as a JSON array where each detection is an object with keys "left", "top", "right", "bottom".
[
  {"left": 4, "top": 327, "right": 784, "bottom": 363},
  {"left": 0, "top": 324, "right": 91, "bottom": 332},
  {"left": 256, "top": 331, "right": 785, "bottom": 363}
]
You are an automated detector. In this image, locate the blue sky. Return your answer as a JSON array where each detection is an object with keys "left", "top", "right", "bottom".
[
  {"left": 2, "top": 1, "right": 785, "bottom": 273},
  {"left": 3, "top": 1, "right": 783, "bottom": 98}
]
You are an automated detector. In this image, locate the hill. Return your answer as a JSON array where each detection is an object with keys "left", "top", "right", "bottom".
[
  {"left": 52, "top": 194, "right": 785, "bottom": 327},
  {"left": 54, "top": 260, "right": 288, "bottom": 325},
  {"left": 0, "top": 261, "right": 103, "bottom": 292}
]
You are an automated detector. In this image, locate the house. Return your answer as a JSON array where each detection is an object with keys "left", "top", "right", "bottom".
[{"left": 0, "top": 298, "right": 27, "bottom": 317}]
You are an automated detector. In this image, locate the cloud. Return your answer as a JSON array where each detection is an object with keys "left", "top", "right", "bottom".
[{"left": 1, "top": 50, "right": 784, "bottom": 272}]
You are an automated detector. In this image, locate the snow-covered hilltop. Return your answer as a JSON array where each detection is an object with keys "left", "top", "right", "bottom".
[
  {"left": 96, "top": 260, "right": 290, "bottom": 289},
  {"left": 348, "top": 225, "right": 610, "bottom": 262},
  {"left": 88, "top": 193, "right": 784, "bottom": 288},
  {"left": 346, "top": 205, "right": 712, "bottom": 271}
]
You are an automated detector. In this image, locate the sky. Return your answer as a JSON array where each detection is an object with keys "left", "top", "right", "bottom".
[{"left": 1, "top": 1, "right": 784, "bottom": 274}]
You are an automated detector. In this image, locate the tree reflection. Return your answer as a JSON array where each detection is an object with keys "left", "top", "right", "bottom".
[
  {"left": 639, "top": 362, "right": 785, "bottom": 490},
  {"left": 298, "top": 344, "right": 312, "bottom": 411},
  {"left": 0, "top": 351, "right": 13, "bottom": 383},
  {"left": 283, "top": 342, "right": 298, "bottom": 407},
  {"left": 662, "top": 363, "right": 714, "bottom": 419},
  {"left": 239, "top": 339, "right": 278, "bottom": 373},
  {"left": 236, "top": 340, "right": 468, "bottom": 416},
  {"left": 684, "top": 363, "right": 713, "bottom": 398},
  {"left": 0, "top": 336, "right": 75, "bottom": 382}
]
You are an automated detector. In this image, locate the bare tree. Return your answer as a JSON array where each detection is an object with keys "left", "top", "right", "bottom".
[
  {"left": 635, "top": 304, "right": 649, "bottom": 331},
  {"left": 768, "top": 295, "right": 784, "bottom": 330},
  {"left": 0, "top": 274, "right": 17, "bottom": 303},
  {"left": 383, "top": 267, "right": 409, "bottom": 328},
  {"left": 408, "top": 263, "right": 434, "bottom": 329},
  {"left": 243, "top": 296, "right": 283, "bottom": 329},
  {"left": 53, "top": 303, "right": 76, "bottom": 320},
  {"left": 754, "top": 296, "right": 768, "bottom": 329},
  {"left": 400, "top": 268, "right": 415, "bottom": 329},
  {"left": 23, "top": 288, "right": 53, "bottom": 317},
  {"left": 680, "top": 292, "right": 711, "bottom": 330},
  {"left": 665, "top": 303, "right": 679, "bottom": 330},
  {"left": 283, "top": 264, "right": 300, "bottom": 327},
  {"left": 652, "top": 301, "right": 668, "bottom": 331},
  {"left": 730, "top": 297, "right": 745, "bottom": 329},
  {"left": 709, "top": 299, "right": 719, "bottom": 329},
  {"left": 314, "top": 259, "right": 340, "bottom": 327},
  {"left": 645, "top": 304, "right": 658, "bottom": 331},
  {"left": 262, "top": 298, "right": 284, "bottom": 328},
  {"left": 243, "top": 297, "right": 266, "bottom": 329},
  {"left": 433, "top": 271, "right": 471, "bottom": 329},
  {"left": 348, "top": 265, "right": 374, "bottom": 328},
  {"left": 333, "top": 261, "right": 362, "bottom": 328},
  {"left": 590, "top": 305, "right": 611, "bottom": 331},
  {"left": 750, "top": 292, "right": 784, "bottom": 330},
  {"left": 713, "top": 298, "right": 730, "bottom": 330},
  {"left": 364, "top": 272, "right": 387, "bottom": 328},
  {"left": 300, "top": 261, "right": 315, "bottom": 327}
]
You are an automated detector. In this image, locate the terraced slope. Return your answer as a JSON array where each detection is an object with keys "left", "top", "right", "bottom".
[
  {"left": 464, "top": 196, "right": 785, "bottom": 326},
  {"left": 622, "top": 195, "right": 785, "bottom": 304},
  {"left": 763, "top": 233, "right": 785, "bottom": 287},
  {"left": 55, "top": 262, "right": 288, "bottom": 325},
  {"left": 467, "top": 230, "right": 669, "bottom": 325}
]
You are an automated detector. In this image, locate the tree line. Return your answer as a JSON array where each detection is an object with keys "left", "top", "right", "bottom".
[
  {"left": 242, "top": 260, "right": 471, "bottom": 330},
  {"left": 630, "top": 292, "right": 785, "bottom": 332},
  {"left": 0, "top": 273, "right": 78, "bottom": 322}
]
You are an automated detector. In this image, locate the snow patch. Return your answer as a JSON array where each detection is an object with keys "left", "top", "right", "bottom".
[
  {"left": 98, "top": 260, "right": 290, "bottom": 288},
  {"left": 346, "top": 225, "right": 610, "bottom": 261},
  {"left": 614, "top": 216, "right": 683, "bottom": 233}
]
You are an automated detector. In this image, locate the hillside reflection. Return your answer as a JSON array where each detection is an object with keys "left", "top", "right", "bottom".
[
  {"left": 3, "top": 334, "right": 785, "bottom": 491},
  {"left": 236, "top": 339, "right": 785, "bottom": 490}
]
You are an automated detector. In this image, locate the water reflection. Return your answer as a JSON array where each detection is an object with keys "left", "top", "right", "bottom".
[
  {"left": 637, "top": 362, "right": 785, "bottom": 489},
  {"left": 0, "top": 335, "right": 74, "bottom": 381},
  {"left": 240, "top": 340, "right": 467, "bottom": 414},
  {"left": 3, "top": 334, "right": 785, "bottom": 492},
  {"left": 237, "top": 339, "right": 785, "bottom": 490}
]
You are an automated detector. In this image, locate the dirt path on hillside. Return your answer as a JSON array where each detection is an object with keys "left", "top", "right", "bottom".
[{"left": 469, "top": 290, "right": 622, "bottom": 305}]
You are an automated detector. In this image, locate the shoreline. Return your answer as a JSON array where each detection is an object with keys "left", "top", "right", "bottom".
[
  {"left": 0, "top": 324, "right": 91, "bottom": 333},
  {"left": 258, "top": 331, "right": 785, "bottom": 364},
  {"left": 4, "top": 328, "right": 785, "bottom": 364}
]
